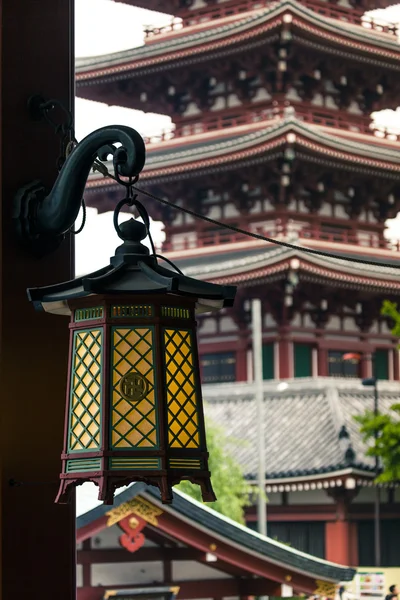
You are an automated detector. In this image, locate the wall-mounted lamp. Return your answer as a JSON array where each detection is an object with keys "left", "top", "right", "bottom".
[{"left": 13, "top": 104, "right": 236, "bottom": 505}]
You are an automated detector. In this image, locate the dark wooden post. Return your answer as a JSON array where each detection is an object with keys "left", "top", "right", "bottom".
[{"left": 0, "top": 1, "right": 75, "bottom": 599}]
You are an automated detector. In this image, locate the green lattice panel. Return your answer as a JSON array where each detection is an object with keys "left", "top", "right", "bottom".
[
  {"left": 111, "top": 327, "right": 159, "bottom": 449},
  {"left": 164, "top": 328, "right": 200, "bottom": 449},
  {"left": 68, "top": 329, "right": 102, "bottom": 452}
]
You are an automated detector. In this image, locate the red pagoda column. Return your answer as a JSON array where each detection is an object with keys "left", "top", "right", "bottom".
[
  {"left": 0, "top": 1, "right": 75, "bottom": 598},
  {"left": 325, "top": 489, "right": 358, "bottom": 566}
]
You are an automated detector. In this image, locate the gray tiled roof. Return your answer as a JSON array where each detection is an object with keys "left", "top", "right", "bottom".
[
  {"left": 175, "top": 244, "right": 400, "bottom": 281},
  {"left": 203, "top": 377, "right": 400, "bottom": 479},
  {"left": 76, "top": 481, "right": 355, "bottom": 582}
]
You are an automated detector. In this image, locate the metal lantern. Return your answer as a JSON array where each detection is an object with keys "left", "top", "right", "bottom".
[{"left": 14, "top": 122, "right": 236, "bottom": 505}]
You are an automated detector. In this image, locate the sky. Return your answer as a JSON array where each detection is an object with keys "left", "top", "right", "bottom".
[{"left": 74, "top": 0, "right": 400, "bottom": 275}]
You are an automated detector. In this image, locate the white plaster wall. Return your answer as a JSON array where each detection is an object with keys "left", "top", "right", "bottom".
[
  {"left": 325, "top": 315, "right": 341, "bottom": 330},
  {"left": 220, "top": 316, "right": 238, "bottom": 332},
  {"left": 224, "top": 203, "right": 240, "bottom": 218},
  {"left": 265, "top": 313, "right": 276, "bottom": 327},
  {"left": 343, "top": 317, "right": 357, "bottom": 331},
  {"left": 266, "top": 491, "right": 282, "bottom": 505},
  {"left": 91, "top": 524, "right": 122, "bottom": 549},
  {"left": 200, "top": 318, "right": 218, "bottom": 334},
  {"left": 311, "top": 93, "right": 324, "bottom": 106},
  {"left": 172, "top": 561, "right": 231, "bottom": 581},
  {"left": 291, "top": 313, "right": 302, "bottom": 327},
  {"left": 334, "top": 204, "right": 348, "bottom": 219},
  {"left": 324, "top": 334, "right": 359, "bottom": 342},
  {"left": 211, "top": 96, "right": 225, "bottom": 111},
  {"left": 91, "top": 561, "right": 163, "bottom": 586},
  {"left": 227, "top": 93, "right": 241, "bottom": 107},
  {"left": 357, "top": 486, "right": 380, "bottom": 504},
  {"left": 303, "top": 314, "right": 315, "bottom": 328},
  {"left": 320, "top": 204, "right": 332, "bottom": 216},
  {"left": 77, "top": 564, "right": 83, "bottom": 588},
  {"left": 208, "top": 205, "right": 222, "bottom": 219},
  {"left": 380, "top": 320, "right": 392, "bottom": 334},
  {"left": 252, "top": 87, "right": 272, "bottom": 102},
  {"left": 183, "top": 102, "right": 201, "bottom": 117},
  {"left": 190, "top": 0, "right": 207, "bottom": 8},
  {"left": 288, "top": 490, "right": 335, "bottom": 505}
]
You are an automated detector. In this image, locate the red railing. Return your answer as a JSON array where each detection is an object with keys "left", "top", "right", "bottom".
[
  {"left": 143, "top": 0, "right": 397, "bottom": 39},
  {"left": 162, "top": 224, "right": 400, "bottom": 253},
  {"left": 142, "top": 104, "right": 392, "bottom": 145}
]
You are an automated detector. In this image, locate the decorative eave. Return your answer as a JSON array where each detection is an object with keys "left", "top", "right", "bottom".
[
  {"left": 193, "top": 250, "right": 400, "bottom": 293},
  {"left": 262, "top": 468, "right": 400, "bottom": 493},
  {"left": 76, "top": 481, "right": 355, "bottom": 586},
  {"left": 76, "top": 0, "right": 400, "bottom": 88},
  {"left": 85, "top": 119, "right": 400, "bottom": 203},
  {"left": 111, "top": 0, "right": 400, "bottom": 12}
]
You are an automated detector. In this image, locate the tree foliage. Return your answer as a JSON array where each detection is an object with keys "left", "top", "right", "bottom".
[
  {"left": 355, "top": 300, "right": 400, "bottom": 482},
  {"left": 176, "top": 417, "right": 253, "bottom": 523}
]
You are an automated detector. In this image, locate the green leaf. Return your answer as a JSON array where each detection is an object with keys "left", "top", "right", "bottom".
[{"left": 176, "top": 415, "right": 255, "bottom": 523}]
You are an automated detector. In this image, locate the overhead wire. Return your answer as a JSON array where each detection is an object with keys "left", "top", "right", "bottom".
[{"left": 131, "top": 184, "right": 400, "bottom": 271}]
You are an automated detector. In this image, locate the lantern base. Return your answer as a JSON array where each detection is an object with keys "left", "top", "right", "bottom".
[{"left": 55, "top": 471, "right": 216, "bottom": 505}]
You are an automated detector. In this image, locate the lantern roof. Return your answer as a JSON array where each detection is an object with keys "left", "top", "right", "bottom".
[{"left": 27, "top": 217, "right": 236, "bottom": 316}]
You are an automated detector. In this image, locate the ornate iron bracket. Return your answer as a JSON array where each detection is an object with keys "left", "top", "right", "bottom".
[{"left": 13, "top": 98, "right": 146, "bottom": 256}]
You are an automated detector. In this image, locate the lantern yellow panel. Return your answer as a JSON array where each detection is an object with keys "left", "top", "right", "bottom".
[
  {"left": 111, "top": 327, "right": 158, "bottom": 449},
  {"left": 164, "top": 328, "right": 200, "bottom": 448},
  {"left": 68, "top": 329, "right": 102, "bottom": 452}
]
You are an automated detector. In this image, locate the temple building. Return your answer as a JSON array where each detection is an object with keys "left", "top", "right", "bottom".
[
  {"left": 76, "top": 482, "right": 354, "bottom": 600},
  {"left": 76, "top": 0, "right": 400, "bottom": 570}
]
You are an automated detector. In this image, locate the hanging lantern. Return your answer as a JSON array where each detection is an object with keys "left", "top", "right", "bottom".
[{"left": 14, "top": 119, "right": 236, "bottom": 504}]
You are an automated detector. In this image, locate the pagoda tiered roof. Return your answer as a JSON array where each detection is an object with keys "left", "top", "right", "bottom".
[
  {"left": 76, "top": 0, "right": 400, "bottom": 105},
  {"left": 86, "top": 116, "right": 400, "bottom": 198},
  {"left": 111, "top": 0, "right": 400, "bottom": 20},
  {"left": 203, "top": 377, "right": 400, "bottom": 486},
  {"left": 165, "top": 242, "right": 400, "bottom": 292}
]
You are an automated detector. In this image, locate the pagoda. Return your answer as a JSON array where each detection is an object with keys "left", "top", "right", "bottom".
[{"left": 76, "top": 0, "right": 400, "bottom": 569}]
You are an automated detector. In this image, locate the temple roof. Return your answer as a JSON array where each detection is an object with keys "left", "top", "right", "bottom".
[
  {"left": 202, "top": 377, "right": 400, "bottom": 481},
  {"left": 167, "top": 242, "right": 400, "bottom": 292},
  {"left": 76, "top": 0, "right": 400, "bottom": 87},
  {"left": 86, "top": 118, "right": 400, "bottom": 199},
  {"left": 113, "top": 0, "right": 400, "bottom": 12},
  {"left": 76, "top": 480, "right": 355, "bottom": 584}
]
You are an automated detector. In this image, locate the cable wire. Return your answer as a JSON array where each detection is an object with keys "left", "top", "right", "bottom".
[{"left": 132, "top": 185, "right": 400, "bottom": 271}]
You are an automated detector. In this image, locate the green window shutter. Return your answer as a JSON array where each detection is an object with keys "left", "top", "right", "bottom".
[
  {"left": 375, "top": 349, "right": 389, "bottom": 380},
  {"left": 262, "top": 343, "right": 274, "bottom": 380},
  {"left": 294, "top": 343, "right": 312, "bottom": 377}
]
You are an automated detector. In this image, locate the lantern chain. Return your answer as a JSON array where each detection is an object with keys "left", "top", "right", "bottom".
[{"left": 33, "top": 99, "right": 400, "bottom": 270}]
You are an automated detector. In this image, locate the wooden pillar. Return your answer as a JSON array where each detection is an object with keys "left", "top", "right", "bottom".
[
  {"left": 317, "top": 344, "right": 328, "bottom": 376},
  {"left": 236, "top": 332, "right": 248, "bottom": 382},
  {"left": 325, "top": 489, "right": 357, "bottom": 566},
  {"left": 0, "top": 1, "right": 75, "bottom": 599},
  {"left": 393, "top": 349, "right": 400, "bottom": 381}
]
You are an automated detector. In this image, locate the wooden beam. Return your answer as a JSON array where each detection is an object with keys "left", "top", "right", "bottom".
[
  {"left": 0, "top": 0, "right": 75, "bottom": 599},
  {"left": 77, "top": 547, "right": 205, "bottom": 564},
  {"left": 157, "top": 510, "right": 319, "bottom": 593}
]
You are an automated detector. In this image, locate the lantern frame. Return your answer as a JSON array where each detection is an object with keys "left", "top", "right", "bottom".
[
  {"left": 14, "top": 122, "right": 236, "bottom": 504},
  {"left": 56, "top": 293, "right": 215, "bottom": 505}
]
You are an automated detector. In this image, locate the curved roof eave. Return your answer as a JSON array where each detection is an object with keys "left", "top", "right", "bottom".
[
  {"left": 76, "top": 481, "right": 355, "bottom": 584},
  {"left": 76, "top": 0, "right": 400, "bottom": 81},
  {"left": 85, "top": 119, "right": 400, "bottom": 197}
]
